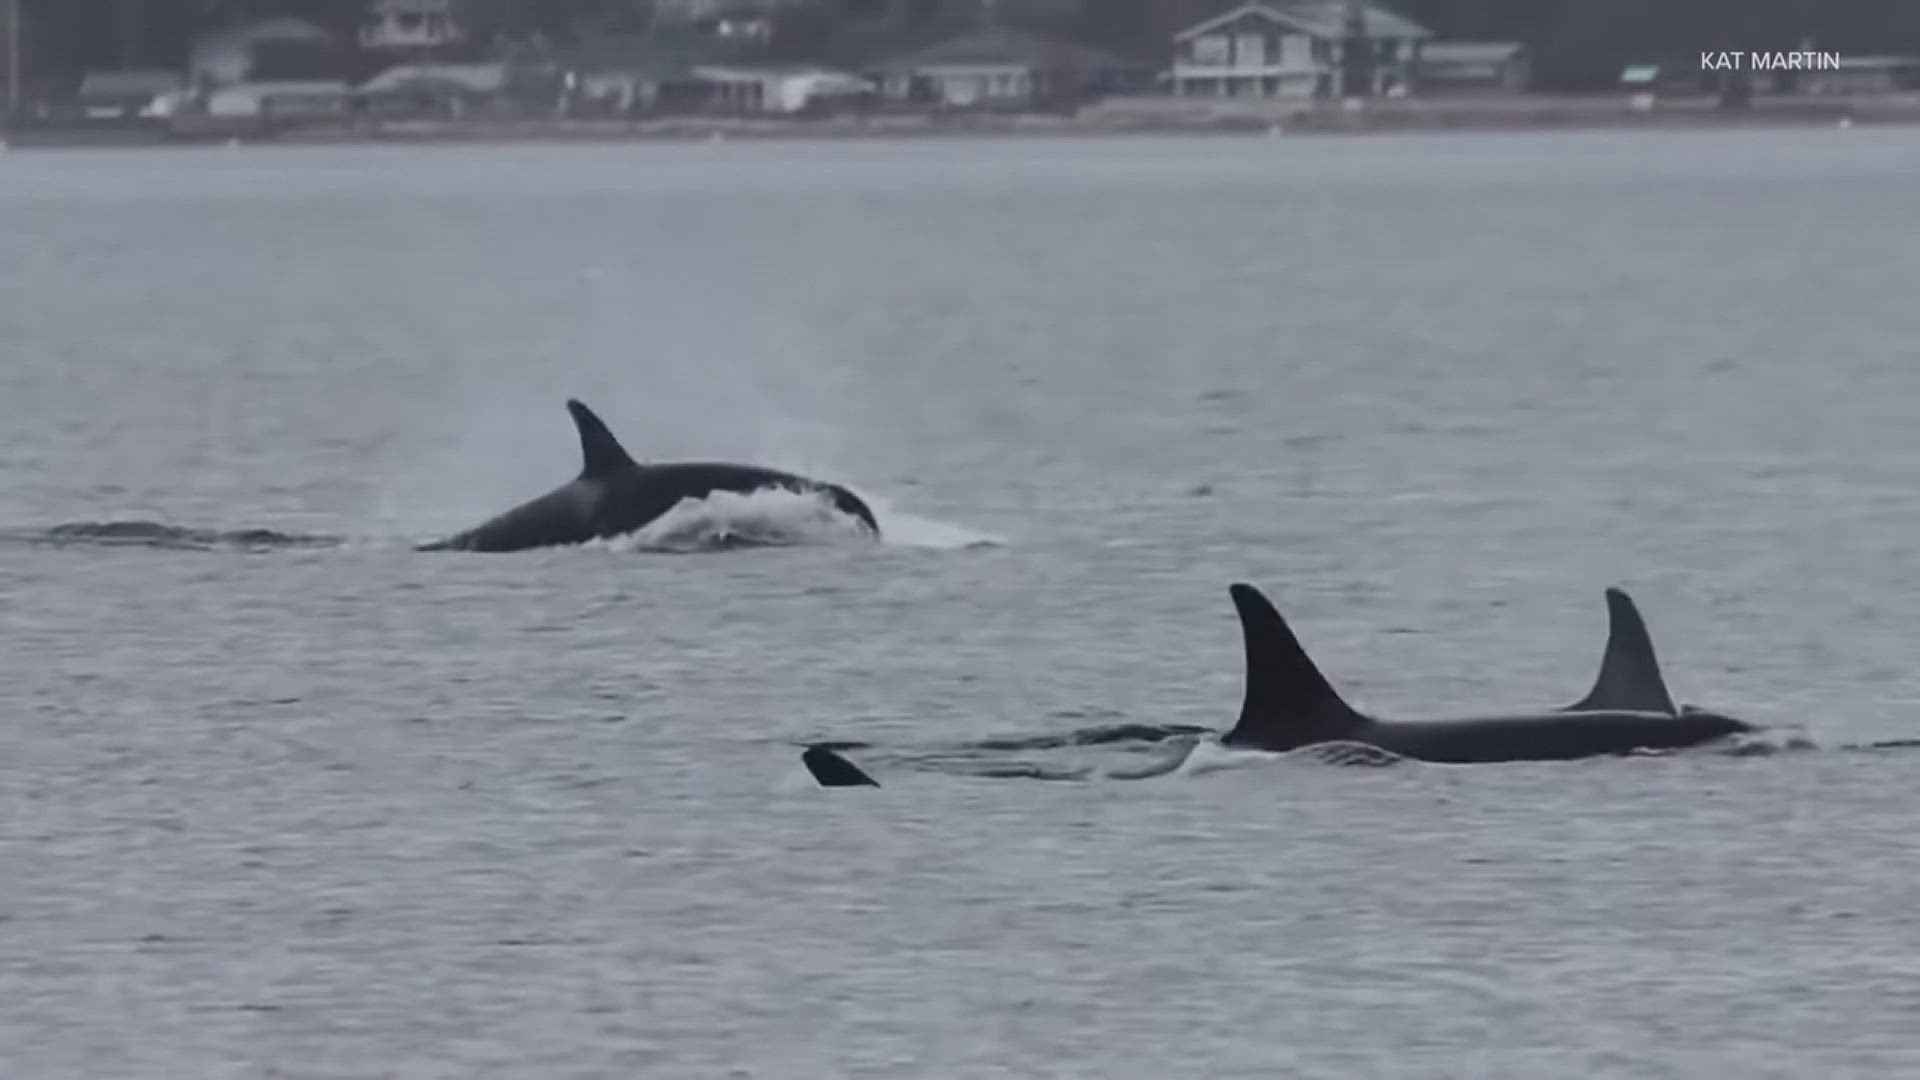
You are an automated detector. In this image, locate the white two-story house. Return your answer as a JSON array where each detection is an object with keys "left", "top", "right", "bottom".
[{"left": 1170, "top": 1, "right": 1431, "bottom": 100}]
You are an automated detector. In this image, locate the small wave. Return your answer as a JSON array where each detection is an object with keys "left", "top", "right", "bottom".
[
  {"left": 859, "top": 494, "right": 1004, "bottom": 550},
  {"left": 5, "top": 520, "right": 343, "bottom": 552},
  {"left": 831, "top": 745, "right": 1093, "bottom": 783},
  {"left": 1288, "top": 741, "right": 1410, "bottom": 768},
  {"left": 1104, "top": 734, "right": 1209, "bottom": 779},
  {"left": 879, "top": 510, "right": 1003, "bottom": 550},
  {"left": 1720, "top": 728, "right": 1920, "bottom": 756},
  {"left": 961, "top": 762, "right": 1092, "bottom": 781},
  {"left": 802, "top": 739, "right": 875, "bottom": 753},
  {"left": 813, "top": 731, "right": 1414, "bottom": 785},
  {"left": 1159, "top": 739, "right": 1410, "bottom": 776},
  {"left": 1719, "top": 730, "right": 1816, "bottom": 756},
  {"left": 967, "top": 722, "right": 1215, "bottom": 752},
  {"left": 1850, "top": 738, "right": 1920, "bottom": 752},
  {"left": 1104, "top": 739, "right": 1410, "bottom": 779}
]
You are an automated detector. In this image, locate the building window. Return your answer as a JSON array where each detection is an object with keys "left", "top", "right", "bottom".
[{"left": 1190, "top": 35, "right": 1230, "bottom": 66}]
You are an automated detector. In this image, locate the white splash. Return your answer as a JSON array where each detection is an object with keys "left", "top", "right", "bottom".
[
  {"left": 575, "top": 485, "right": 1000, "bottom": 554},
  {"left": 1116, "top": 738, "right": 1408, "bottom": 779},
  {"left": 1173, "top": 738, "right": 1277, "bottom": 776},
  {"left": 588, "top": 486, "right": 869, "bottom": 553},
  {"left": 860, "top": 493, "right": 1004, "bottom": 550}
]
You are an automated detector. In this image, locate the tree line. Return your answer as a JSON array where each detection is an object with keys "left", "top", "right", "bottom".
[{"left": 25, "top": 0, "right": 1920, "bottom": 89}]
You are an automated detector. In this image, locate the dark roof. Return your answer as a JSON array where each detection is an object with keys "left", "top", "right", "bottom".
[
  {"left": 1421, "top": 41, "right": 1526, "bottom": 65},
  {"left": 79, "top": 70, "right": 185, "bottom": 100},
  {"left": 870, "top": 26, "right": 1129, "bottom": 73},
  {"left": 1175, "top": 2, "right": 1431, "bottom": 43}
]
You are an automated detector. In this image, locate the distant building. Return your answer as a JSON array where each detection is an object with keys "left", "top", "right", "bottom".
[
  {"left": 204, "top": 80, "right": 356, "bottom": 120},
  {"left": 556, "top": 35, "right": 705, "bottom": 115},
  {"left": 1416, "top": 41, "right": 1528, "bottom": 93},
  {"left": 1618, "top": 63, "right": 1709, "bottom": 96},
  {"left": 76, "top": 69, "right": 184, "bottom": 119},
  {"left": 686, "top": 65, "right": 876, "bottom": 113},
  {"left": 1169, "top": 2, "right": 1432, "bottom": 100},
  {"left": 360, "top": 0, "right": 470, "bottom": 55},
  {"left": 359, "top": 62, "right": 512, "bottom": 116},
  {"left": 868, "top": 25, "right": 1136, "bottom": 108},
  {"left": 1800, "top": 56, "right": 1920, "bottom": 95}
]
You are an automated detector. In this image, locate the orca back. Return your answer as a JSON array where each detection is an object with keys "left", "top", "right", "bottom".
[{"left": 1371, "top": 709, "right": 1747, "bottom": 764}]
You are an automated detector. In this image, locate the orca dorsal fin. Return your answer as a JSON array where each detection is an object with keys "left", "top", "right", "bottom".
[
  {"left": 566, "top": 399, "right": 638, "bottom": 479},
  {"left": 1565, "top": 587, "right": 1677, "bottom": 715},
  {"left": 803, "top": 745, "right": 879, "bottom": 788},
  {"left": 1222, "top": 583, "right": 1367, "bottom": 749}
]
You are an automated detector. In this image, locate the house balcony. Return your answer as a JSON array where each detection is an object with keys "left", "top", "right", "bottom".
[
  {"left": 1170, "top": 61, "right": 1329, "bottom": 99},
  {"left": 1170, "top": 61, "right": 1327, "bottom": 80}
]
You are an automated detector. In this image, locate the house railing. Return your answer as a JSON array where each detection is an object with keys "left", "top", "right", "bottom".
[{"left": 1170, "top": 61, "right": 1327, "bottom": 77}]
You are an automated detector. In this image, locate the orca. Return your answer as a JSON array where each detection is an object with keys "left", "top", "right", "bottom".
[
  {"left": 803, "top": 744, "right": 880, "bottom": 787},
  {"left": 1221, "top": 583, "right": 1753, "bottom": 764},
  {"left": 418, "top": 399, "right": 881, "bottom": 553}
]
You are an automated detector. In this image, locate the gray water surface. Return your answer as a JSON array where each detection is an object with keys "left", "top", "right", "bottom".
[{"left": 5, "top": 130, "right": 1920, "bottom": 1078}]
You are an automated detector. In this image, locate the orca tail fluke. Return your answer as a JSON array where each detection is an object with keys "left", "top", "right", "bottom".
[
  {"left": 1565, "top": 587, "right": 1677, "bottom": 715},
  {"left": 1222, "top": 583, "right": 1366, "bottom": 750},
  {"left": 824, "top": 484, "right": 881, "bottom": 538},
  {"left": 803, "top": 744, "right": 880, "bottom": 788},
  {"left": 566, "top": 399, "right": 639, "bottom": 479}
]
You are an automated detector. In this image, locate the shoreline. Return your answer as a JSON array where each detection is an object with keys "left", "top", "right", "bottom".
[{"left": 7, "top": 94, "right": 1918, "bottom": 149}]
